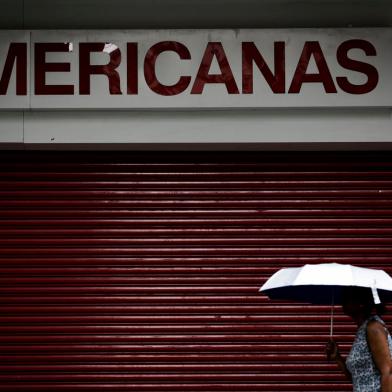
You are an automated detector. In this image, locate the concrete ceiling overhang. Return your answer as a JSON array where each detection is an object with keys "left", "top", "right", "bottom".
[{"left": 0, "top": 0, "right": 391, "bottom": 29}]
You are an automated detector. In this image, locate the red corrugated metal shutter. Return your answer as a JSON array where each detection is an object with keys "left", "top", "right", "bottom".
[{"left": 0, "top": 151, "right": 391, "bottom": 392}]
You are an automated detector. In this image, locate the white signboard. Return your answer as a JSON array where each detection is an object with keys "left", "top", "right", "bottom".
[{"left": 0, "top": 29, "right": 391, "bottom": 109}]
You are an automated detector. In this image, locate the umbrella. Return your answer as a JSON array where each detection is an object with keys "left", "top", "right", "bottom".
[{"left": 259, "top": 263, "right": 392, "bottom": 336}]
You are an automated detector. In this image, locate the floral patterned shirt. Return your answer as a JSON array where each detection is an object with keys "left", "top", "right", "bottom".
[{"left": 346, "top": 315, "right": 392, "bottom": 392}]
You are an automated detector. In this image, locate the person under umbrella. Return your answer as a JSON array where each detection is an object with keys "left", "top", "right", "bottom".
[
  {"left": 325, "top": 286, "right": 392, "bottom": 392},
  {"left": 260, "top": 263, "right": 392, "bottom": 392}
]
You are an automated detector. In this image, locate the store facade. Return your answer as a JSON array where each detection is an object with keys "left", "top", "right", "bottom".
[{"left": 1, "top": 1, "right": 392, "bottom": 391}]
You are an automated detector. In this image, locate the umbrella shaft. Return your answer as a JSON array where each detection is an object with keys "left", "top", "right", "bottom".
[
  {"left": 330, "top": 305, "right": 334, "bottom": 337},
  {"left": 330, "top": 291, "right": 335, "bottom": 337}
]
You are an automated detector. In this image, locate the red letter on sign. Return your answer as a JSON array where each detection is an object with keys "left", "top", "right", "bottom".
[
  {"left": 35, "top": 43, "right": 74, "bottom": 95},
  {"left": 79, "top": 43, "right": 122, "bottom": 95},
  {"left": 242, "top": 42, "right": 285, "bottom": 94},
  {"left": 144, "top": 41, "right": 191, "bottom": 96},
  {"left": 127, "top": 43, "right": 138, "bottom": 95},
  {"left": 336, "top": 39, "right": 378, "bottom": 94},
  {"left": 191, "top": 42, "right": 239, "bottom": 94},
  {"left": 289, "top": 41, "right": 337, "bottom": 94},
  {"left": 0, "top": 43, "right": 27, "bottom": 95}
]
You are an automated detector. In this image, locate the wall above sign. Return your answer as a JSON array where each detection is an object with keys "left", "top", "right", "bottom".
[{"left": 0, "top": 29, "right": 391, "bottom": 109}]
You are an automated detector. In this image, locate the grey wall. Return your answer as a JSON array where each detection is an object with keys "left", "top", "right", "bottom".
[{"left": 1, "top": 0, "right": 392, "bottom": 29}]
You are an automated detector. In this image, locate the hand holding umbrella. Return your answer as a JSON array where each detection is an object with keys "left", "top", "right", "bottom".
[{"left": 325, "top": 339, "right": 340, "bottom": 361}]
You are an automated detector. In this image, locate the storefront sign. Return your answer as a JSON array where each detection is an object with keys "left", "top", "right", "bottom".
[{"left": 0, "top": 29, "right": 391, "bottom": 109}]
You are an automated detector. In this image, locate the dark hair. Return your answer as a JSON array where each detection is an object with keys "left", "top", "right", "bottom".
[
  {"left": 375, "top": 303, "right": 387, "bottom": 316},
  {"left": 342, "top": 286, "right": 387, "bottom": 316}
]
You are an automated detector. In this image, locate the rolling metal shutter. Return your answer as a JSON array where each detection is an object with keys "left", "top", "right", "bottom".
[{"left": 0, "top": 151, "right": 391, "bottom": 392}]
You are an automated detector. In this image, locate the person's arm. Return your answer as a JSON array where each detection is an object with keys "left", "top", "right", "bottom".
[
  {"left": 367, "top": 321, "right": 392, "bottom": 392},
  {"left": 325, "top": 339, "right": 352, "bottom": 381}
]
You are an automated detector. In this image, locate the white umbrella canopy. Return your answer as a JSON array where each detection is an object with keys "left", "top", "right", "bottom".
[
  {"left": 260, "top": 263, "right": 392, "bottom": 304},
  {"left": 259, "top": 263, "right": 392, "bottom": 336}
]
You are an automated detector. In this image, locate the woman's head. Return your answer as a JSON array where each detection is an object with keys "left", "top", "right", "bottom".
[{"left": 341, "top": 286, "right": 386, "bottom": 319}]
